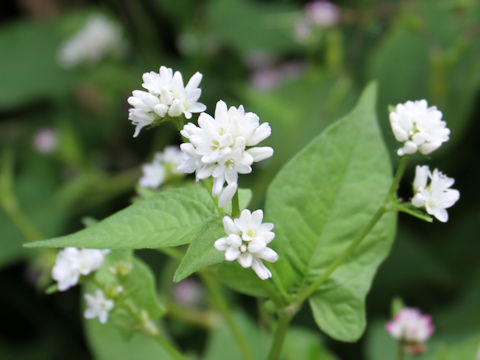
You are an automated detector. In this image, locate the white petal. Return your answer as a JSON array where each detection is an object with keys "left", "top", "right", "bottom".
[
  {"left": 247, "top": 147, "right": 273, "bottom": 162},
  {"left": 214, "top": 237, "right": 229, "bottom": 251},
  {"left": 251, "top": 258, "right": 272, "bottom": 280},
  {"left": 218, "top": 183, "right": 238, "bottom": 208},
  {"left": 222, "top": 216, "right": 238, "bottom": 234},
  {"left": 237, "top": 253, "right": 253, "bottom": 268},
  {"left": 186, "top": 72, "right": 203, "bottom": 91},
  {"left": 225, "top": 247, "right": 241, "bottom": 261},
  {"left": 257, "top": 247, "right": 279, "bottom": 263}
]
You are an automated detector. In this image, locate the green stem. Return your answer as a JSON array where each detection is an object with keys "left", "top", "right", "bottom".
[
  {"left": 166, "top": 300, "right": 220, "bottom": 329},
  {"left": 397, "top": 341, "right": 405, "bottom": 360},
  {"left": 232, "top": 191, "right": 240, "bottom": 217},
  {"left": 123, "top": 301, "right": 187, "bottom": 360},
  {"left": 267, "top": 313, "right": 294, "bottom": 360},
  {"left": 260, "top": 279, "right": 287, "bottom": 309},
  {"left": 392, "top": 201, "right": 433, "bottom": 222},
  {"left": 388, "top": 156, "right": 409, "bottom": 195},
  {"left": 200, "top": 272, "right": 255, "bottom": 360},
  {"left": 0, "top": 150, "right": 43, "bottom": 242}
]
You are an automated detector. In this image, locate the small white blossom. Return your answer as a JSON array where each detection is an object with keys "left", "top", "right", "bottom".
[
  {"left": 138, "top": 146, "right": 185, "bottom": 189},
  {"left": 52, "top": 248, "right": 110, "bottom": 291},
  {"left": 84, "top": 289, "right": 114, "bottom": 324},
  {"left": 58, "top": 14, "right": 125, "bottom": 68},
  {"left": 128, "top": 66, "right": 206, "bottom": 137},
  {"left": 386, "top": 307, "right": 434, "bottom": 343},
  {"left": 389, "top": 100, "right": 450, "bottom": 156},
  {"left": 179, "top": 101, "right": 273, "bottom": 207},
  {"left": 214, "top": 209, "right": 278, "bottom": 280},
  {"left": 411, "top": 165, "right": 460, "bottom": 223}
]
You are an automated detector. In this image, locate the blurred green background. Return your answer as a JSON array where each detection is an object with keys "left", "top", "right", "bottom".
[{"left": 0, "top": 0, "right": 479, "bottom": 359}]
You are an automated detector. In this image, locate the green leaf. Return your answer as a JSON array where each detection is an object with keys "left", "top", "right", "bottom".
[
  {"left": 207, "top": 0, "right": 297, "bottom": 55},
  {"left": 284, "top": 327, "right": 339, "bottom": 360},
  {"left": 203, "top": 310, "right": 269, "bottom": 360},
  {"left": 173, "top": 188, "right": 252, "bottom": 283},
  {"left": 217, "top": 262, "right": 268, "bottom": 297},
  {"left": 95, "top": 251, "right": 165, "bottom": 319},
  {"left": 266, "top": 83, "right": 396, "bottom": 341},
  {"left": 83, "top": 312, "right": 176, "bottom": 360},
  {"left": 0, "top": 20, "right": 70, "bottom": 108},
  {"left": 25, "top": 185, "right": 217, "bottom": 250},
  {"left": 173, "top": 216, "right": 224, "bottom": 283}
]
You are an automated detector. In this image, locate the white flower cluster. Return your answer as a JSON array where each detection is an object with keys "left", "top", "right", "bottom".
[
  {"left": 138, "top": 146, "right": 185, "bottom": 189},
  {"left": 389, "top": 100, "right": 450, "bottom": 156},
  {"left": 386, "top": 307, "right": 434, "bottom": 343},
  {"left": 128, "top": 66, "right": 206, "bottom": 137},
  {"left": 412, "top": 165, "right": 460, "bottom": 223},
  {"left": 58, "top": 14, "right": 125, "bottom": 68},
  {"left": 84, "top": 289, "right": 115, "bottom": 324},
  {"left": 52, "top": 248, "right": 109, "bottom": 291},
  {"left": 179, "top": 100, "right": 273, "bottom": 208},
  {"left": 214, "top": 210, "right": 278, "bottom": 280}
]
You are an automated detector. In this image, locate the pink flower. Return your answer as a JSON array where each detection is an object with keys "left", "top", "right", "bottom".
[
  {"left": 305, "top": 1, "right": 340, "bottom": 28},
  {"left": 386, "top": 307, "right": 434, "bottom": 344}
]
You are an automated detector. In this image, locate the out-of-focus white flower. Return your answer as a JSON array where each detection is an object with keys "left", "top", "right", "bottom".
[
  {"left": 32, "top": 127, "right": 58, "bottom": 154},
  {"left": 58, "top": 14, "right": 125, "bottom": 68},
  {"left": 389, "top": 100, "right": 450, "bottom": 156},
  {"left": 249, "top": 61, "right": 305, "bottom": 91},
  {"left": 214, "top": 209, "right": 278, "bottom": 280},
  {"left": 128, "top": 66, "right": 206, "bottom": 137},
  {"left": 179, "top": 101, "right": 273, "bottom": 207},
  {"left": 139, "top": 157, "right": 166, "bottom": 189},
  {"left": 138, "top": 146, "right": 185, "bottom": 189},
  {"left": 305, "top": 1, "right": 340, "bottom": 27},
  {"left": 84, "top": 289, "right": 114, "bottom": 324},
  {"left": 411, "top": 165, "right": 460, "bottom": 223},
  {"left": 293, "top": 19, "right": 313, "bottom": 42},
  {"left": 172, "top": 278, "right": 203, "bottom": 307},
  {"left": 386, "top": 307, "right": 434, "bottom": 344},
  {"left": 52, "top": 248, "right": 110, "bottom": 291}
]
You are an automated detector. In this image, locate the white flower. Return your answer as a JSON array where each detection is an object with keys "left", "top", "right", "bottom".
[
  {"left": 385, "top": 307, "right": 434, "bottom": 343},
  {"left": 52, "top": 248, "right": 110, "bottom": 291},
  {"left": 214, "top": 209, "right": 278, "bottom": 280},
  {"left": 389, "top": 100, "right": 450, "bottom": 156},
  {"left": 411, "top": 165, "right": 460, "bottom": 222},
  {"left": 138, "top": 146, "right": 185, "bottom": 189},
  {"left": 139, "top": 156, "right": 166, "bottom": 189},
  {"left": 128, "top": 66, "right": 206, "bottom": 137},
  {"left": 58, "top": 14, "right": 125, "bottom": 68},
  {"left": 179, "top": 100, "right": 273, "bottom": 207},
  {"left": 84, "top": 289, "right": 114, "bottom": 324}
]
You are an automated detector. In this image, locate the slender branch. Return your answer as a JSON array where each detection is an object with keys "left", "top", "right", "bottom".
[
  {"left": 260, "top": 279, "right": 287, "bottom": 309},
  {"left": 392, "top": 201, "right": 433, "bottom": 222},
  {"left": 267, "top": 313, "right": 294, "bottom": 360},
  {"left": 200, "top": 271, "right": 255, "bottom": 360},
  {"left": 0, "top": 150, "right": 43, "bottom": 242},
  {"left": 388, "top": 156, "right": 409, "bottom": 195},
  {"left": 397, "top": 341, "right": 405, "bottom": 360},
  {"left": 166, "top": 300, "right": 220, "bottom": 329}
]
